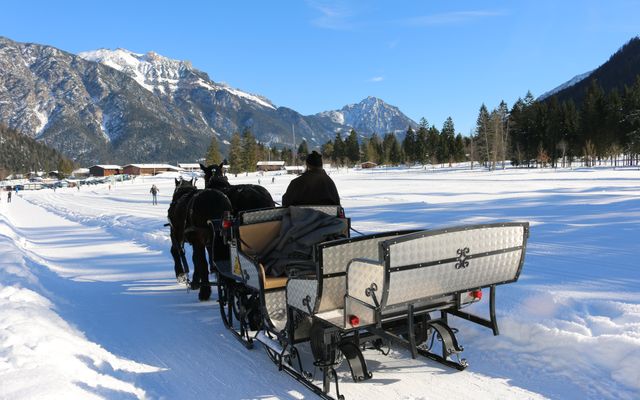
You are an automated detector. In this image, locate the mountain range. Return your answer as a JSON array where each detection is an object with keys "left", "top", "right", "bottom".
[{"left": 0, "top": 37, "right": 416, "bottom": 164}]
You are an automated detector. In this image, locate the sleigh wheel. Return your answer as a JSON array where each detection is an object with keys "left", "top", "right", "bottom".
[{"left": 217, "top": 276, "right": 234, "bottom": 329}]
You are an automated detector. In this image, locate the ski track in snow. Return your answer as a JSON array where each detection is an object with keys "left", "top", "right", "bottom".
[{"left": 1, "top": 166, "right": 639, "bottom": 399}]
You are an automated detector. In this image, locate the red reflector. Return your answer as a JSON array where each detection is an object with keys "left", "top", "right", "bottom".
[
  {"left": 471, "top": 290, "right": 483, "bottom": 300},
  {"left": 349, "top": 315, "right": 360, "bottom": 327},
  {"left": 222, "top": 220, "right": 232, "bottom": 229}
]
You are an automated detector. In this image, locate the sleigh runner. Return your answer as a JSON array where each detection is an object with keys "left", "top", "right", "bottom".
[{"left": 211, "top": 206, "right": 529, "bottom": 400}]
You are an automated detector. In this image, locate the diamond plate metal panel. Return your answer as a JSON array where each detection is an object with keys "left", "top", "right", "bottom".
[
  {"left": 240, "top": 206, "right": 340, "bottom": 225},
  {"left": 265, "top": 289, "right": 287, "bottom": 331},
  {"left": 317, "top": 276, "right": 346, "bottom": 313},
  {"left": 345, "top": 297, "right": 376, "bottom": 327},
  {"left": 386, "top": 225, "right": 524, "bottom": 269},
  {"left": 315, "top": 309, "right": 346, "bottom": 328},
  {"left": 286, "top": 278, "right": 318, "bottom": 313},
  {"left": 237, "top": 253, "right": 260, "bottom": 289},
  {"left": 303, "top": 205, "right": 341, "bottom": 216},
  {"left": 321, "top": 234, "right": 397, "bottom": 275},
  {"left": 347, "top": 259, "right": 384, "bottom": 307},
  {"left": 241, "top": 208, "right": 287, "bottom": 224},
  {"left": 385, "top": 250, "right": 523, "bottom": 306}
]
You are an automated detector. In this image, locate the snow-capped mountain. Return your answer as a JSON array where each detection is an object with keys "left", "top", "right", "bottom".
[
  {"left": 314, "top": 96, "right": 417, "bottom": 136},
  {"left": 537, "top": 70, "right": 593, "bottom": 101},
  {"left": 0, "top": 37, "right": 417, "bottom": 164},
  {"left": 79, "top": 48, "right": 276, "bottom": 109}
]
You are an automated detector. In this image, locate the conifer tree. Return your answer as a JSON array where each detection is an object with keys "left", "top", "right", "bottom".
[
  {"left": 623, "top": 76, "right": 640, "bottom": 156},
  {"left": 360, "top": 138, "right": 370, "bottom": 163},
  {"left": 332, "top": 132, "right": 345, "bottom": 166},
  {"left": 345, "top": 129, "right": 360, "bottom": 166},
  {"left": 280, "top": 147, "right": 294, "bottom": 166},
  {"left": 204, "top": 135, "right": 222, "bottom": 166},
  {"left": 388, "top": 134, "right": 403, "bottom": 165},
  {"left": 426, "top": 125, "right": 440, "bottom": 165},
  {"left": 228, "top": 132, "right": 243, "bottom": 174},
  {"left": 367, "top": 133, "right": 383, "bottom": 164},
  {"left": 498, "top": 100, "right": 510, "bottom": 168},
  {"left": 241, "top": 128, "right": 258, "bottom": 172},
  {"left": 321, "top": 141, "right": 334, "bottom": 165},
  {"left": 440, "top": 117, "right": 456, "bottom": 165},
  {"left": 453, "top": 134, "right": 466, "bottom": 162},
  {"left": 297, "top": 140, "right": 309, "bottom": 163},
  {"left": 415, "top": 126, "right": 428, "bottom": 164},
  {"left": 382, "top": 133, "right": 395, "bottom": 164},
  {"left": 57, "top": 158, "right": 74, "bottom": 178},
  {"left": 475, "top": 104, "right": 492, "bottom": 167},
  {"left": 403, "top": 127, "right": 416, "bottom": 163}
]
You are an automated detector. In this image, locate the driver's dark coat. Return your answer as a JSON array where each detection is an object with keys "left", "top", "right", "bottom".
[{"left": 282, "top": 169, "right": 340, "bottom": 207}]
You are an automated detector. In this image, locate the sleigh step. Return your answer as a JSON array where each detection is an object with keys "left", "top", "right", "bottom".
[{"left": 256, "top": 330, "right": 290, "bottom": 357}]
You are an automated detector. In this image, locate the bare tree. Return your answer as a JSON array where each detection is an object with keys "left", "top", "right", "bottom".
[
  {"left": 490, "top": 112, "right": 502, "bottom": 170},
  {"left": 557, "top": 140, "right": 568, "bottom": 168},
  {"left": 583, "top": 139, "right": 596, "bottom": 167},
  {"left": 608, "top": 143, "right": 622, "bottom": 168},
  {"left": 537, "top": 143, "right": 550, "bottom": 168},
  {"left": 468, "top": 135, "right": 477, "bottom": 170}
]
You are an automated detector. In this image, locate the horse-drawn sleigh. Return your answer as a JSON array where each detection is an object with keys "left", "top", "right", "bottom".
[{"left": 168, "top": 165, "right": 530, "bottom": 400}]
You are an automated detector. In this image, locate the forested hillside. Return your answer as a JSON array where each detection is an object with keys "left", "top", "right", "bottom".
[
  {"left": 552, "top": 37, "right": 640, "bottom": 104},
  {"left": 0, "top": 124, "right": 74, "bottom": 178},
  {"left": 471, "top": 37, "right": 640, "bottom": 169}
]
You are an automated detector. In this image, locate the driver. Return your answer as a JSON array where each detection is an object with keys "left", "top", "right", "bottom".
[{"left": 282, "top": 151, "right": 340, "bottom": 207}]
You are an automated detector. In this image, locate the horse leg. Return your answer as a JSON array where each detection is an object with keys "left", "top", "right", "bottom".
[
  {"left": 170, "top": 228, "right": 190, "bottom": 284},
  {"left": 170, "top": 236, "right": 186, "bottom": 280},
  {"left": 192, "top": 241, "right": 211, "bottom": 301}
]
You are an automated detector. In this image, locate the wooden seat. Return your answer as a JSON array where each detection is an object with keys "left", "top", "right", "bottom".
[
  {"left": 238, "top": 220, "right": 288, "bottom": 290},
  {"left": 260, "top": 263, "right": 288, "bottom": 289}
]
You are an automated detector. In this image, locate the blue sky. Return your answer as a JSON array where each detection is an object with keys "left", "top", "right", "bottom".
[{"left": 2, "top": 0, "right": 640, "bottom": 135}]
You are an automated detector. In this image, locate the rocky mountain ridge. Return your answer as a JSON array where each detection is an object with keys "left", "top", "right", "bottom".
[{"left": 0, "top": 37, "right": 417, "bottom": 164}]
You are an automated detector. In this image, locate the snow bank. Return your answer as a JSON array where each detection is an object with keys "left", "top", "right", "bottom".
[{"left": 0, "top": 219, "right": 164, "bottom": 400}]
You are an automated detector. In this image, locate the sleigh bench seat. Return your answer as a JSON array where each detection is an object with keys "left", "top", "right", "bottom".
[
  {"left": 286, "top": 231, "right": 416, "bottom": 319},
  {"left": 232, "top": 206, "right": 347, "bottom": 292},
  {"left": 288, "top": 223, "right": 529, "bottom": 332}
]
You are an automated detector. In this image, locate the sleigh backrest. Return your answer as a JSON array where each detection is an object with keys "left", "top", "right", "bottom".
[
  {"left": 312, "top": 231, "right": 416, "bottom": 313},
  {"left": 380, "top": 223, "right": 529, "bottom": 308}
]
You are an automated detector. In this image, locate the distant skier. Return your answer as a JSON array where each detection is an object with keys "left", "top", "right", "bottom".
[
  {"left": 150, "top": 184, "right": 159, "bottom": 205},
  {"left": 7, "top": 191, "right": 11, "bottom": 203}
]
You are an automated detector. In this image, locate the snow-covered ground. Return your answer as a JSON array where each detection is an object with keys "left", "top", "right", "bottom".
[{"left": 1, "top": 166, "right": 639, "bottom": 400}]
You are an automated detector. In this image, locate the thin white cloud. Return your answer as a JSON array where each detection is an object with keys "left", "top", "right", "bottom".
[
  {"left": 370, "top": 76, "right": 384, "bottom": 82},
  {"left": 307, "top": 0, "right": 354, "bottom": 30},
  {"left": 404, "top": 10, "right": 506, "bottom": 26}
]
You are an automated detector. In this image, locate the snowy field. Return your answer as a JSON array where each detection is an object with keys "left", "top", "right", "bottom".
[{"left": 1, "top": 165, "right": 639, "bottom": 400}]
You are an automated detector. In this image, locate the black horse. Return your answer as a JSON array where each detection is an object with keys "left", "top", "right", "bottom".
[
  {"left": 200, "top": 163, "right": 275, "bottom": 213},
  {"left": 167, "top": 178, "right": 233, "bottom": 301}
]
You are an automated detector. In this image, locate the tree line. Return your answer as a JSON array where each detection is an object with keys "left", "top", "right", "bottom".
[
  {"left": 317, "top": 121, "right": 467, "bottom": 167},
  {"left": 204, "top": 120, "right": 470, "bottom": 171},
  {"left": 204, "top": 129, "right": 303, "bottom": 174},
  {"left": 503, "top": 77, "right": 640, "bottom": 168}
]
